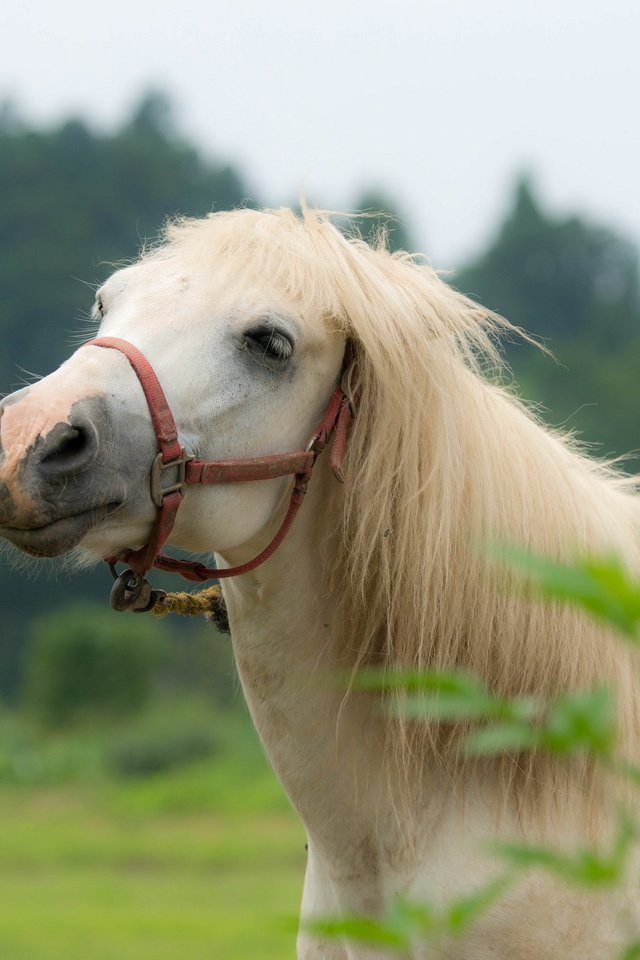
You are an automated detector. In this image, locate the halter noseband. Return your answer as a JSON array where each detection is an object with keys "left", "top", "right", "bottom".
[{"left": 83, "top": 336, "right": 356, "bottom": 612}]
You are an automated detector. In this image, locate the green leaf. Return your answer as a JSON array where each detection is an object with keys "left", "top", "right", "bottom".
[
  {"left": 494, "top": 818, "right": 634, "bottom": 889},
  {"left": 355, "top": 668, "right": 489, "bottom": 697},
  {"left": 304, "top": 915, "right": 408, "bottom": 948},
  {"left": 305, "top": 885, "right": 512, "bottom": 952},
  {"left": 359, "top": 668, "right": 542, "bottom": 727},
  {"left": 445, "top": 875, "right": 512, "bottom": 933},
  {"left": 488, "top": 545, "right": 640, "bottom": 639},
  {"left": 464, "top": 723, "right": 541, "bottom": 756},
  {"left": 359, "top": 668, "right": 500, "bottom": 723},
  {"left": 304, "top": 895, "right": 439, "bottom": 950},
  {"left": 615, "top": 760, "right": 640, "bottom": 787},
  {"left": 541, "top": 687, "right": 616, "bottom": 756},
  {"left": 619, "top": 941, "right": 640, "bottom": 960},
  {"left": 389, "top": 692, "right": 497, "bottom": 723},
  {"left": 387, "top": 896, "right": 437, "bottom": 937}
]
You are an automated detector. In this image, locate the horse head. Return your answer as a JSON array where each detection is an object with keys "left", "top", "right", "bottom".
[{"left": 0, "top": 210, "right": 346, "bottom": 569}]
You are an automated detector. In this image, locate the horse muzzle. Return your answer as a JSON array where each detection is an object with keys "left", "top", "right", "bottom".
[{"left": 0, "top": 394, "right": 129, "bottom": 557}]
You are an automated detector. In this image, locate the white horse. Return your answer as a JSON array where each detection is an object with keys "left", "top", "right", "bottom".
[{"left": 0, "top": 207, "right": 639, "bottom": 958}]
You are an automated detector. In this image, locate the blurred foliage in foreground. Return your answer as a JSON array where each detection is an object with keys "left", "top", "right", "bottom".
[{"left": 307, "top": 550, "right": 640, "bottom": 957}]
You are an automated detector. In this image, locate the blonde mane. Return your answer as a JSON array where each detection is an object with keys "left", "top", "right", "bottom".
[{"left": 159, "top": 207, "right": 640, "bottom": 807}]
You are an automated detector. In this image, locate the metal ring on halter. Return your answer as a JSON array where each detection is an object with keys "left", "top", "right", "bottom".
[{"left": 109, "top": 567, "right": 167, "bottom": 613}]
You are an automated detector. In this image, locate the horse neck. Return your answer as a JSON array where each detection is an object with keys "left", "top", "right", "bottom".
[{"left": 217, "top": 459, "right": 387, "bottom": 856}]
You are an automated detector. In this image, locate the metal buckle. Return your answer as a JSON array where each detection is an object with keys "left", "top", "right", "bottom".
[{"left": 150, "top": 450, "right": 192, "bottom": 507}]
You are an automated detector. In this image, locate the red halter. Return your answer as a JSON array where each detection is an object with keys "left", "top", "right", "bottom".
[{"left": 83, "top": 337, "right": 356, "bottom": 609}]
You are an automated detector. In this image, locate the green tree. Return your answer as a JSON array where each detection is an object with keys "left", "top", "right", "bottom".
[
  {"left": 23, "top": 603, "right": 165, "bottom": 726},
  {"left": 0, "top": 91, "right": 257, "bottom": 392},
  {"left": 350, "top": 188, "right": 415, "bottom": 252},
  {"left": 454, "top": 176, "right": 640, "bottom": 467},
  {"left": 457, "top": 175, "right": 640, "bottom": 345}
]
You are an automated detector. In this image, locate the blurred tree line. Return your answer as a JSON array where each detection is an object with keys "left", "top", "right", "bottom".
[
  {"left": 0, "top": 91, "right": 638, "bottom": 709},
  {"left": 455, "top": 176, "right": 640, "bottom": 465}
]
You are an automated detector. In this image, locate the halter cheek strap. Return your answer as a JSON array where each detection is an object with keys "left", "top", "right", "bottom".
[{"left": 82, "top": 336, "right": 356, "bottom": 611}]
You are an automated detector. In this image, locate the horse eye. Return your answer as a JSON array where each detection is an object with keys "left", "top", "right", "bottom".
[{"left": 243, "top": 326, "right": 293, "bottom": 363}]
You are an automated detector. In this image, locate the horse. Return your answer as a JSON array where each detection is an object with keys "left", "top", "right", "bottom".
[{"left": 0, "top": 207, "right": 639, "bottom": 958}]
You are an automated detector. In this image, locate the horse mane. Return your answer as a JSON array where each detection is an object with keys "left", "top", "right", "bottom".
[{"left": 159, "top": 207, "right": 640, "bottom": 812}]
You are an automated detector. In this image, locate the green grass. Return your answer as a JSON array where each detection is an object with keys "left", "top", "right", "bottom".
[
  {"left": 0, "top": 706, "right": 306, "bottom": 959},
  {"left": 0, "top": 862, "right": 302, "bottom": 960}
]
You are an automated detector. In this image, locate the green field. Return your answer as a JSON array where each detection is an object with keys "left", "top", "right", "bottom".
[{"left": 0, "top": 707, "right": 305, "bottom": 960}]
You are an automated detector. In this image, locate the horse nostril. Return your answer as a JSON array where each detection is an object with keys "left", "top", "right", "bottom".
[{"left": 39, "top": 418, "right": 99, "bottom": 475}]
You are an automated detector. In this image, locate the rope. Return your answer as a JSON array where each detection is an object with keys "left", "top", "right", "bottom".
[{"left": 150, "top": 585, "right": 229, "bottom": 632}]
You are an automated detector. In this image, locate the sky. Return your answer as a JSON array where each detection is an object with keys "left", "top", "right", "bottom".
[{"left": 1, "top": 0, "right": 638, "bottom": 267}]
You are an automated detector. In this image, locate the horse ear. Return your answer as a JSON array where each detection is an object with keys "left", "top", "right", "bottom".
[{"left": 344, "top": 339, "right": 356, "bottom": 366}]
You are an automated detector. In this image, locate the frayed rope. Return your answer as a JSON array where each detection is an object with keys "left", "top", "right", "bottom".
[{"left": 151, "top": 585, "right": 229, "bottom": 633}]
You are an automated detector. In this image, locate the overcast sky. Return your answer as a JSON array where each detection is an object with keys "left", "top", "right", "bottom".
[{"left": 1, "top": 1, "right": 638, "bottom": 267}]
